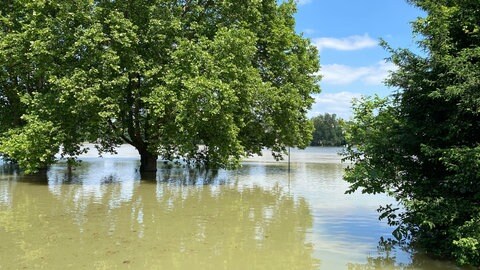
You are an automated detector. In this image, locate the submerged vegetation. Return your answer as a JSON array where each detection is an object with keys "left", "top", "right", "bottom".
[{"left": 344, "top": 0, "right": 480, "bottom": 266}]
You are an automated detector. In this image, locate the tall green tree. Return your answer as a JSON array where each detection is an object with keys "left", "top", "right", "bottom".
[
  {"left": 0, "top": 0, "right": 320, "bottom": 173},
  {"left": 344, "top": 0, "right": 480, "bottom": 266},
  {"left": 310, "top": 113, "right": 345, "bottom": 146},
  {"left": 0, "top": 1, "right": 93, "bottom": 172}
]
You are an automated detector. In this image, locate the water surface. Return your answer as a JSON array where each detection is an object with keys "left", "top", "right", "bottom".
[{"left": 0, "top": 146, "right": 471, "bottom": 269}]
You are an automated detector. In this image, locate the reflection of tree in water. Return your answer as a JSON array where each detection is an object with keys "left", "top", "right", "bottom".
[
  {"left": 156, "top": 166, "right": 224, "bottom": 185},
  {"left": 0, "top": 166, "right": 51, "bottom": 269},
  {"left": 347, "top": 254, "right": 466, "bottom": 270},
  {"left": 0, "top": 165, "right": 319, "bottom": 269},
  {"left": 1, "top": 163, "right": 471, "bottom": 270},
  {"left": 136, "top": 183, "right": 317, "bottom": 269},
  {"left": 347, "top": 254, "right": 407, "bottom": 270},
  {"left": 346, "top": 239, "right": 469, "bottom": 270}
]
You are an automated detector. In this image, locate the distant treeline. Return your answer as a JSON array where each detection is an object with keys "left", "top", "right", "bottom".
[{"left": 310, "top": 113, "right": 346, "bottom": 147}]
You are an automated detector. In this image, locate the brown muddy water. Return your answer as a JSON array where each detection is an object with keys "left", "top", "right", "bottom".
[{"left": 0, "top": 146, "right": 472, "bottom": 269}]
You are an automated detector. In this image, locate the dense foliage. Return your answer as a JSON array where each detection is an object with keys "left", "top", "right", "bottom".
[
  {"left": 0, "top": 0, "right": 320, "bottom": 173},
  {"left": 310, "top": 113, "right": 345, "bottom": 146},
  {"left": 343, "top": 0, "right": 480, "bottom": 266}
]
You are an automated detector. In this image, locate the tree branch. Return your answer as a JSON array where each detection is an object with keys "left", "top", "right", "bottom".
[{"left": 108, "top": 119, "right": 133, "bottom": 145}]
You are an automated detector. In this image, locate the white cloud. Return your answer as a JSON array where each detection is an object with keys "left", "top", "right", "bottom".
[
  {"left": 320, "top": 61, "right": 397, "bottom": 86},
  {"left": 313, "top": 34, "right": 377, "bottom": 51},
  {"left": 309, "top": 92, "right": 362, "bottom": 120},
  {"left": 363, "top": 61, "right": 397, "bottom": 85}
]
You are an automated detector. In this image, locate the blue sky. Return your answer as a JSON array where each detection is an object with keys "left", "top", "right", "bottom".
[{"left": 293, "top": 0, "right": 424, "bottom": 119}]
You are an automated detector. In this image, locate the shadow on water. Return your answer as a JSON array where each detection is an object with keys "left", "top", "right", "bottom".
[
  {"left": 156, "top": 167, "right": 224, "bottom": 186},
  {"left": 346, "top": 238, "right": 476, "bottom": 270},
  {"left": 0, "top": 164, "right": 49, "bottom": 185},
  {"left": 136, "top": 164, "right": 223, "bottom": 185}
]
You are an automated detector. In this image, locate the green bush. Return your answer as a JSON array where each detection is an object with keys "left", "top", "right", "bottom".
[{"left": 343, "top": 0, "right": 480, "bottom": 266}]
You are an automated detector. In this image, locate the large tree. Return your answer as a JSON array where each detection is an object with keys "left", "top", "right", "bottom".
[
  {"left": 0, "top": 0, "right": 320, "bottom": 173},
  {"left": 344, "top": 0, "right": 480, "bottom": 266}
]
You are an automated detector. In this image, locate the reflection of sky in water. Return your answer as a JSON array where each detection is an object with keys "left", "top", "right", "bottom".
[
  {"left": 49, "top": 151, "right": 409, "bottom": 269},
  {"left": 0, "top": 180, "right": 12, "bottom": 206},
  {"left": 235, "top": 161, "right": 411, "bottom": 269},
  {"left": 47, "top": 159, "right": 139, "bottom": 205},
  {"left": 0, "top": 146, "right": 470, "bottom": 269}
]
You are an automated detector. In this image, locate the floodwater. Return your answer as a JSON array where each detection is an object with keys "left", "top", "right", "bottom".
[{"left": 0, "top": 146, "right": 471, "bottom": 269}]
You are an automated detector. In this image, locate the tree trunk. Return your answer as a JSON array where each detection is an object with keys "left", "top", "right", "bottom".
[
  {"left": 32, "top": 167, "right": 49, "bottom": 183},
  {"left": 139, "top": 150, "right": 158, "bottom": 173}
]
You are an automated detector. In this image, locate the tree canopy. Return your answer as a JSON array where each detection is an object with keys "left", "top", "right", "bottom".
[
  {"left": 343, "top": 0, "right": 480, "bottom": 266},
  {"left": 310, "top": 113, "right": 345, "bottom": 147},
  {"left": 0, "top": 0, "right": 320, "bottom": 173}
]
